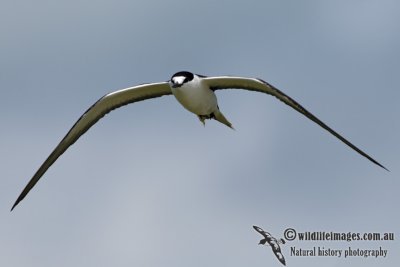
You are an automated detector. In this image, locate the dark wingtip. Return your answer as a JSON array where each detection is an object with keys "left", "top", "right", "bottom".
[
  {"left": 380, "top": 163, "right": 390, "bottom": 172},
  {"left": 372, "top": 160, "right": 389, "bottom": 172},
  {"left": 10, "top": 203, "right": 17, "bottom": 212},
  {"left": 10, "top": 197, "right": 22, "bottom": 212}
]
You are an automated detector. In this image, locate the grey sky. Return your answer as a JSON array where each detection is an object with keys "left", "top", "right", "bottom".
[{"left": 1, "top": 1, "right": 399, "bottom": 266}]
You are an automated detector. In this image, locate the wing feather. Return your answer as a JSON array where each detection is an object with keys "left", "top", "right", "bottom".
[
  {"left": 11, "top": 82, "right": 171, "bottom": 210},
  {"left": 205, "top": 76, "right": 387, "bottom": 171},
  {"left": 253, "top": 225, "right": 270, "bottom": 238}
]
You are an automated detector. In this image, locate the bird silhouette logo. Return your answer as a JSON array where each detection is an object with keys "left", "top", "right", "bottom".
[{"left": 253, "top": 226, "right": 286, "bottom": 265}]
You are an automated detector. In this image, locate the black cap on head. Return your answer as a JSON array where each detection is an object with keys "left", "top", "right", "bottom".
[
  {"left": 170, "top": 71, "right": 194, "bottom": 88},
  {"left": 171, "top": 71, "right": 194, "bottom": 81}
]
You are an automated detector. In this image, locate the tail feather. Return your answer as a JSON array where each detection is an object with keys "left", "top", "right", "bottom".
[{"left": 214, "top": 110, "right": 234, "bottom": 130}]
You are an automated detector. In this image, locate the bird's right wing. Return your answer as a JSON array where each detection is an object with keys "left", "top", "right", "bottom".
[
  {"left": 11, "top": 82, "right": 172, "bottom": 210},
  {"left": 271, "top": 244, "right": 286, "bottom": 266}
]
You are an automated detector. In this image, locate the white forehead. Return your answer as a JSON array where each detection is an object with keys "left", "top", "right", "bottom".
[{"left": 172, "top": 76, "right": 186, "bottom": 84}]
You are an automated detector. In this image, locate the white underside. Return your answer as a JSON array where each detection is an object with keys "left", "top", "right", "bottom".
[{"left": 171, "top": 76, "right": 218, "bottom": 116}]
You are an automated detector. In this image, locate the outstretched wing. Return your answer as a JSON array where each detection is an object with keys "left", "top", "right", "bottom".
[
  {"left": 270, "top": 242, "right": 286, "bottom": 266},
  {"left": 11, "top": 82, "right": 172, "bottom": 210},
  {"left": 253, "top": 225, "right": 272, "bottom": 238},
  {"left": 205, "top": 76, "right": 387, "bottom": 171}
]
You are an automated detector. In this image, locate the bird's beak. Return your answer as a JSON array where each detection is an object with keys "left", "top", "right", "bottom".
[
  {"left": 170, "top": 80, "right": 183, "bottom": 88},
  {"left": 171, "top": 82, "right": 183, "bottom": 88}
]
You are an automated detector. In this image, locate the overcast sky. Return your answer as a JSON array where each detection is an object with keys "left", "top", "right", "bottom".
[{"left": 1, "top": 1, "right": 399, "bottom": 266}]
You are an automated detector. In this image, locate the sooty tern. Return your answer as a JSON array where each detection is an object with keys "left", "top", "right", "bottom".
[
  {"left": 253, "top": 225, "right": 286, "bottom": 265},
  {"left": 11, "top": 71, "right": 387, "bottom": 210}
]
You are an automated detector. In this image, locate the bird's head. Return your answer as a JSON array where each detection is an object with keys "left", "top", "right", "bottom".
[{"left": 170, "top": 71, "right": 194, "bottom": 88}]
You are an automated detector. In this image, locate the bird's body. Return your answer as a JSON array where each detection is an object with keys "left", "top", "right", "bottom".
[
  {"left": 171, "top": 72, "right": 217, "bottom": 116},
  {"left": 11, "top": 71, "right": 387, "bottom": 210},
  {"left": 170, "top": 71, "right": 232, "bottom": 128}
]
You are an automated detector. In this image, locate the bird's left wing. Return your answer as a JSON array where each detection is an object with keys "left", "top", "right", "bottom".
[
  {"left": 11, "top": 82, "right": 172, "bottom": 210},
  {"left": 204, "top": 76, "right": 387, "bottom": 171},
  {"left": 253, "top": 225, "right": 270, "bottom": 238}
]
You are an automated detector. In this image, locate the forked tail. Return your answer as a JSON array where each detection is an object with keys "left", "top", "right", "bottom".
[{"left": 214, "top": 109, "right": 234, "bottom": 130}]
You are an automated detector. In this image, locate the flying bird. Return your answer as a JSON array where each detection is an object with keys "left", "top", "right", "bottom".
[
  {"left": 253, "top": 225, "right": 286, "bottom": 266},
  {"left": 11, "top": 71, "right": 387, "bottom": 210}
]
